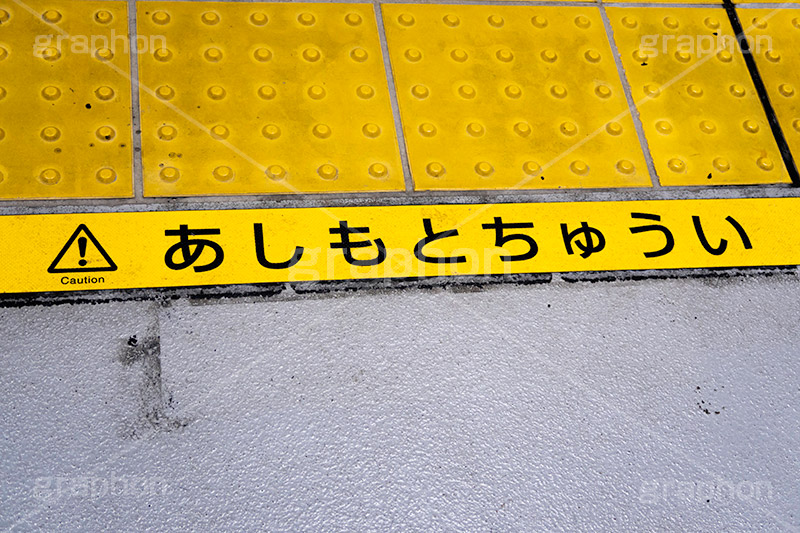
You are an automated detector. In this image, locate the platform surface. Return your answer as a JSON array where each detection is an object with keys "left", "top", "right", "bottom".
[
  {"left": 2, "top": 275, "right": 800, "bottom": 532},
  {"left": 2, "top": 1, "right": 800, "bottom": 532}
]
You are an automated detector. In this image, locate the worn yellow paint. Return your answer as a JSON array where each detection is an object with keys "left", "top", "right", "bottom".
[
  {"left": 0, "top": 0, "right": 133, "bottom": 198},
  {"left": 608, "top": 7, "right": 790, "bottom": 186},
  {"left": 136, "top": 1, "right": 404, "bottom": 196},
  {"left": 383, "top": 4, "right": 651, "bottom": 191},
  {"left": 1, "top": 198, "right": 796, "bottom": 294}
]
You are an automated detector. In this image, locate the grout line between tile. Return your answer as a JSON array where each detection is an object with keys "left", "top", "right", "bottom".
[
  {"left": 599, "top": 0, "right": 661, "bottom": 187},
  {"left": 373, "top": 2, "right": 415, "bottom": 192},
  {"left": 127, "top": 0, "right": 144, "bottom": 200}
]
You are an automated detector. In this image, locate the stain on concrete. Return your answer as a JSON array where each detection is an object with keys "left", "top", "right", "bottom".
[
  {"left": 695, "top": 385, "right": 726, "bottom": 415},
  {"left": 117, "top": 314, "right": 189, "bottom": 437}
]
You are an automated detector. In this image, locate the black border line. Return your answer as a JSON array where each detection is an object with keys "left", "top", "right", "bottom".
[{"left": 723, "top": 0, "right": 800, "bottom": 186}]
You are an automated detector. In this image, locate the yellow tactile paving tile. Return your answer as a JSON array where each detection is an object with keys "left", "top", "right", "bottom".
[
  {"left": 609, "top": 7, "right": 790, "bottom": 186},
  {"left": 137, "top": 1, "right": 404, "bottom": 197},
  {"left": 743, "top": 10, "right": 800, "bottom": 163},
  {"left": 383, "top": 4, "right": 651, "bottom": 191},
  {"left": 0, "top": 0, "right": 133, "bottom": 199}
]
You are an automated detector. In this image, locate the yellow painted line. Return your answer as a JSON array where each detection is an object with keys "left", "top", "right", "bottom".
[
  {"left": 136, "top": 2, "right": 404, "bottom": 196},
  {"left": 608, "top": 7, "right": 790, "bottom": 186},
  {"left": 1, "top": 198, "right": 797, "bottom": 294},
  {"left": 0, "top": 0, "right": 133, "bottom": 199},
  {"left": 383, "top": 5, "right": 651, "bottom": 190},
  {"left": 743, "top": 10, "right": 800, "bottom": 164}
]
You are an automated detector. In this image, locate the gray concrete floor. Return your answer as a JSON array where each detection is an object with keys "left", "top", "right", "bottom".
[{"left": 1, "top": 274, "right": 798, "bottom": 531}]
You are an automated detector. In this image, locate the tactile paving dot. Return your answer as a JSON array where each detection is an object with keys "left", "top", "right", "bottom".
[
  {"left": 609, "top": 7, "right": 790, "bottom": 186},
  {"left": 137, "top": 2, "right": 403, "bottom": 196},
  {"left": 383, "top": 5, "right": 650, "bottom": 191},
  {"left": 0, "top": 0, "right": 132, "bottom": 199},
  {"left": 743, "top": 10, "right": 800, "bottom": 165}
]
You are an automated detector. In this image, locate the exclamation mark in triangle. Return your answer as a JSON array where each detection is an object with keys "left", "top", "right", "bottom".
[{"left": 47, "top": 224, "right": 118, "bottom": 273}]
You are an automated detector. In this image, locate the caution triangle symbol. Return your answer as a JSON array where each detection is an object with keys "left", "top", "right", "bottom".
[{"left": 47, "top": 224, "right": 118, "bottom": 274}]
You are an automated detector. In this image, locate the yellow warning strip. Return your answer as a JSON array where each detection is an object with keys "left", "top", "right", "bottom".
[{"left": 1, "top": 198, "right": 797, "bottom": 294}]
